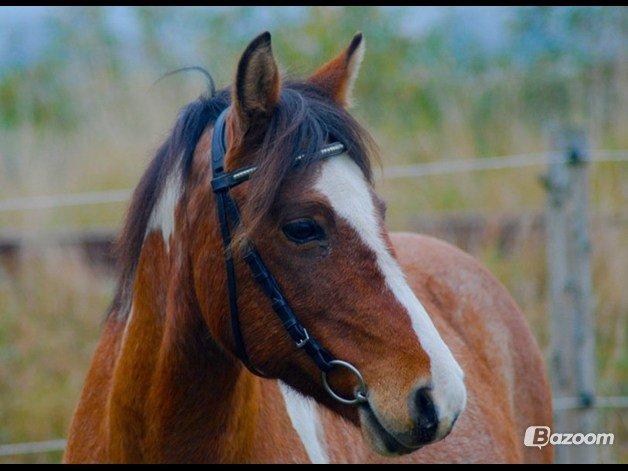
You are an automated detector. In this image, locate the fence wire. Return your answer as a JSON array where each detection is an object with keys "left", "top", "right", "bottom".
[
  {"left": 1, "top": 150, "right": 626, "bottom": 214},
  {"left": 0, "top": 439, "right": 67, "bottom": 457},
  {"left": 0, "top": 189, "right": 131, "bottom": 213}
]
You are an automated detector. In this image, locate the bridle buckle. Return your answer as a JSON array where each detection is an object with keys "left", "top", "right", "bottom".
[{"left": 295, "top": 328, "right": 310, "bottom": 349}]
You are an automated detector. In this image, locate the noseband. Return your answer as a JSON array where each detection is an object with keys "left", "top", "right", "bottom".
[{"left": 210, "top": 107, "right": 368, "bottom": 406}]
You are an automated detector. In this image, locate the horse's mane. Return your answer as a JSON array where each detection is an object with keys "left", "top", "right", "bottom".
[{"left": 108, "top": 73, "right": 377, "bottom": 321}]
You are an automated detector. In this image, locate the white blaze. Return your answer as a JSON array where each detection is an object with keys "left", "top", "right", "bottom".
[
  {"left": 279, "top": 381, "right": 329, "bottom": 464},
  {"left": 314, "top": 155, "right": 466, "bottom": 436}
]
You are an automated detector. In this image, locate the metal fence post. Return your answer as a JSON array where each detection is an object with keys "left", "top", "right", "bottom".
[{"left": 545, "top": 127, "right": 597, "bottom": 463}]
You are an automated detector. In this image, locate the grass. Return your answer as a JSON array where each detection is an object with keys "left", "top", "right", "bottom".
[{"left": 0, "top": 248, "right": 114, "bottom": 463}]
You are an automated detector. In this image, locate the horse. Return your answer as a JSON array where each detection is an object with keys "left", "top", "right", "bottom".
[{"left": 64, "top": 32, "right": 553, "bottom": 463}]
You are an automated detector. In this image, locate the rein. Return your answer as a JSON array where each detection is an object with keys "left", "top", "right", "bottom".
[{"left": 210, "top": 107, "right": 368, "bottom": 405}]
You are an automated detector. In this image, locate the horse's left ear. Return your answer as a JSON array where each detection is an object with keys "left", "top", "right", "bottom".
[
  {"left": 309, "top": 32, "right": 365, "bottom": 107},
  {"left": 233, "top": 31, "right": 281, "bottom": 133}
]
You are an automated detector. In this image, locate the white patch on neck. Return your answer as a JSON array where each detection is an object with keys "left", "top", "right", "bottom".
[
  {"left": 279, "top": 381, "right": 329, "bottom": 464},
  {"left": 314, "top": 155, "right": 466, "bottom": 437},
  {"left": 146, "top": 165, "right": 182, "bottom": 250}
]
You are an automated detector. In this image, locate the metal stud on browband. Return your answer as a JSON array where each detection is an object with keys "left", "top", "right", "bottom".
[{"left": 211, "top": 141, "right": 346, "bottom": 192}]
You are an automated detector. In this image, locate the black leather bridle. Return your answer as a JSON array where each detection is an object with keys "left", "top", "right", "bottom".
[{"left": 210, "top": 107, "right": 368, "bottom": 406}]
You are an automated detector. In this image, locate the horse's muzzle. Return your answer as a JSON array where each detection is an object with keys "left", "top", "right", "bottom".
[{"left": 359, "top": 385, "right": 462, "bottom": 456}]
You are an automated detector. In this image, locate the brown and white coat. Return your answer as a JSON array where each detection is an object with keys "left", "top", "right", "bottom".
[{"left": 64, "top": 32, "right": 552, "bottom": 464}]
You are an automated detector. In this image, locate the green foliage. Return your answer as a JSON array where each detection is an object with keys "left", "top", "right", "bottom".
[{"left": 1, "top": 6, "right": 625, "bottom": 153}]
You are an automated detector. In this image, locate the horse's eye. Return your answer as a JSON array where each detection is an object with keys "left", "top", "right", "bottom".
[{"left": 282, "top": 219, "right": 325, "bottom": 244}]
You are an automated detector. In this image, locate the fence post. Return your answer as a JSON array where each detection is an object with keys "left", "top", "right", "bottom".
[{"left": 544, "top": 127, "right": 597, "bottom": 463}]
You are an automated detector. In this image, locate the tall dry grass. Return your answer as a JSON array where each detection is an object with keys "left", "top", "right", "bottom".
[{"left": 0, "top": 247, "right": 113, "bottom": 463}]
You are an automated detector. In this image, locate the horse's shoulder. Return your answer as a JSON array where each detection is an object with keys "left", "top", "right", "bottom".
[
  {"left": 390, "top": 231, "right": 531, "bottom": 386},
  {"left": 391, "top": 231, "right": 491, "bottom": 276},
  {"left": 390, "top": 231, "right": 521, "bottom": 323}
]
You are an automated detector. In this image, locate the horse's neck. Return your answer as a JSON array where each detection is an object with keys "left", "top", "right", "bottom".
[
  {"left": 107, "top": 230, "right": 261, "bottom": 462},
  {"left": 144, "top": 304, "right": 261, "bottom": 463}
]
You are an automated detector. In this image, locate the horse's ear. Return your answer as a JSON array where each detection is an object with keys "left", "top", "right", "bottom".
[
  {"left": 232, "top": 31, "right": 280, "bottom": 133},
  {"left": 309, "top": 32, "right": 365, "bottom": 107}
]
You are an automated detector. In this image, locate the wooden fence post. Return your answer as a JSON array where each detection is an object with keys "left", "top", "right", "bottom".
[{"left": 544, "top": 127, "right": 597, "bottom": 463}]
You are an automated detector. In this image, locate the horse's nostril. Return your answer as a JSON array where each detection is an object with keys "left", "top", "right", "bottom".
[{"left": 412, "top": 386, "right": 439, "bottom": 441}]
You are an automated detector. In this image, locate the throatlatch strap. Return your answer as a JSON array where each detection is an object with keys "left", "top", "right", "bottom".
[
  {"left": 211, "top": 109, "right": 267, "bottom": 377},
  {"left": 210, "top": 107, "right": 335, "bottom": 377}
]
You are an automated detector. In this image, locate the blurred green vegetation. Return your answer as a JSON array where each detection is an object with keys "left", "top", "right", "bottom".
[
  {"left": 1, "top": 7, "right": 627, "bottom": 158},
  {"left": 0, "top": 6, "right": 626, "bottom": 463}
]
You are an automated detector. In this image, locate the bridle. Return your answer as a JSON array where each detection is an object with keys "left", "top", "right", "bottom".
[{"left": 210, "top": 107, "right": 368, "bottom": 406}]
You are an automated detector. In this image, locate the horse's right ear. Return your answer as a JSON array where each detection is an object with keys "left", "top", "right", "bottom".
[
  {"left": 232, "top": 31, "right": 280, "bottom": 134},
  {"left": 309, "top": 32, "right": 365, "bottom": 108}
]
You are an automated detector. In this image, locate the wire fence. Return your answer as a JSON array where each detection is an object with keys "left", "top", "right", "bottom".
[
  {"left": 1, "top": 148, "right": 626, "bottom": 459},
  {"left": 0, "top": 440, "right": 67, "bottom": 458},
  {"left": 1, "top": 150, "right": 627, "bottom": 214},
  {"left": 553, "top": 396, "right": 628, "bottom": 412},
  {"left": 0, "top": 189, "right": 132, "bottom": 213}
]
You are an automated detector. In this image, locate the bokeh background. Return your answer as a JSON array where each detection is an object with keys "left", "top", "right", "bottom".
[{"left": 0, "top": 6, "right": 626, "bottom": 463}]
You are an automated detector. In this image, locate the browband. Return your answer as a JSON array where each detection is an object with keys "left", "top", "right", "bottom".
[{"left": 211, "top": 112, "right": 345, "bottom": 192}]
